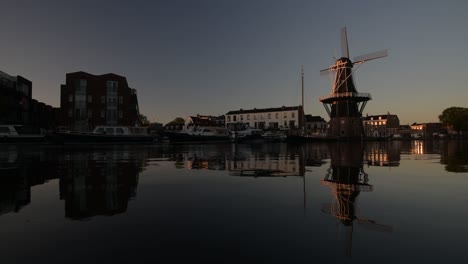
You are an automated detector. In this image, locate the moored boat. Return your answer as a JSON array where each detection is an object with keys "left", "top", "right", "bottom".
[
  {"left": 262, "top": 130, "right": 287, "bottom": 142},
  {"left": 228, "top": 123, "right": 264, "bottom": 142},
  {"left": 52, "top": 126, "right": 154, "bottom": 144},
  {"left": 165, "top": 126, "right": 230, "bottom": 143},
  {"left": 0, "top": 125, "right": 46, "bottom": 143}
]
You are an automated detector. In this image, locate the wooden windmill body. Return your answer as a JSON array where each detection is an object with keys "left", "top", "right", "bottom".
[{"left": 320, "top": 27, "right": 387, "bottom": 139}]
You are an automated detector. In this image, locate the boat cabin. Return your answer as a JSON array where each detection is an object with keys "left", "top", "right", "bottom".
[{"left": 92, "top": 126, "right": 148, "bottom": 136}]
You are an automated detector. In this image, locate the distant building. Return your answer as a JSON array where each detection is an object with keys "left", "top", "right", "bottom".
[
  {"left": 225, "top": 106, "right": 304, "bottom": 130},
  {"left": 410, "top": 122, "right": 444, "bottom": 138},
  {"left": 0, "top": 70, "right": 58, "bottom": 130},
  {"left": 363, "top": 113, "right": 400, "bottom": 138},
  {"left": 0, "top": 70, "right": 32, "bottom": 125},
  {"left": 60, "top": 71, "right": 140, "bottom": 131},
  {"left": 304, "top": 115, "right": 327, "bottom": 133},
  {"left": 184, "top": 115, "right": 225, "bottom": 129}
]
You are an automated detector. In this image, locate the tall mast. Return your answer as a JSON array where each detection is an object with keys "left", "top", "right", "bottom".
[{"left": 301, "top": 65, "right": 304, "bottom": 129}]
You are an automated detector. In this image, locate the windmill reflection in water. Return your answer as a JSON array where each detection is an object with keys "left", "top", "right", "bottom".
[{"left": 321, "top": 143, "right": 393, "bottom": 257}]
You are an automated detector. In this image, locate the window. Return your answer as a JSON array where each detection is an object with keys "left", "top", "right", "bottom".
[
  {"left": 254, "top": 115, "right": 257, "bottom": 120},
  {"left": 88, "top": 110, "right": 92, "bottom": 118},
  {"left": 101, "top": 110, "right": 105, "bottom": 118},
  {"left": 79, "top": 79, "right": 87, "bottom": 88},
  {"left": 119, "top": 110, "right": 123, "bottom": 118},
  {"left": 291, "top": 112, "right": 295, "bottom": 118},
  {"left": 88, "top": 95, "right": 92, "bottom": 103},
  {"left": 247, "top": 115, "right": 250, "bottom": 120},
  {"left": 268, "top": 113, "right": 271, "bottom": 119},
  {"left": 106, "top": 81, "right": 118, "bottom": 93},
  {"left": 69, "top": 94, "right": 73, "bottom": 102},
  {"left": 275, "top": 113, "right": 279, "bottom": 119},
  {"left": 68, "top": 109, "right": 73, "bottom": 117},
  {"left": 227, "top": 116, "right": 231, "bottom": 122},
  {"left": 240, "top": 115, "right": 243, "bottom": 121},
  {"left": 233, "top": 116, "right": 237, "bottom": 122},
  {"left": 119, "top": 96, "right": 123, "bottom": 104},
  {"left": 101, "top": 96, "right": 105, "bottom": 104}
]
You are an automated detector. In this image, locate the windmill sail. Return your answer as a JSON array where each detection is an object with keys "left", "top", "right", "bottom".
[
  {"left": 341, "top": 27, "right": 350, "bottom": 58},
  {"left": 354, "top": 50, "right": 388, "bottom": 63}
]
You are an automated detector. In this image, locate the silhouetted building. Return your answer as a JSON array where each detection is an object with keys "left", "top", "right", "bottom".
[
  {"left": 60, "top": 71, "right": 141, "bottom": 131},
  {"left": 0, "top": 70, "right": 58, "bottom": 130},
  {"left": 410, "top": 122, "right": 444, "bottom": 138},
  {"left": 363, "top": 113, "right": 400, "bottom": 138},
  {"left": 185, "top": 114, "right": 225, "bottom": 128},
  {"left": 0, "top": 70, "right": 32, "bottom": 125},
  {"left": 225, "top": 106, "right": 304, "bottom": 130},
  {"left": 304, "top": 115, "right": 327, "bottom": 133}
]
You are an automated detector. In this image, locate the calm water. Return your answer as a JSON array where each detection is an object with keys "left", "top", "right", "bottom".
[{"left": 0, "top": 141, "right": 467, "bottom": 263}]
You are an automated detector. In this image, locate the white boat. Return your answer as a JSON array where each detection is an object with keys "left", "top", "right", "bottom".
[
  {"left": 228, "top": 123, "right": 264, "bottom": 142},
  {"left": 165, "top": 125, "right": 230, "bottom": 143},
  {"left": 52, "top": 125, "right": 154, "bottom": 144},
  {"left": 0, "top": 125, "right": 46, "bottom": 143},
  {"left": 262, "top": 131, "right": 287, "bottom": 142}
]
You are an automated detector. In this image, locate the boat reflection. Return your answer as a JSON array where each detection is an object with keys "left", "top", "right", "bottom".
[
  {"left": 321, "top": 143, "right": 393, "bottom": 257},
  {"left": 178, "top": 143, "right": 329, "bottom": 177}
]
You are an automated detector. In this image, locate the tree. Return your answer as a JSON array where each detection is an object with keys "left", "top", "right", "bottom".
[
  {"left": 439, "top": 107, "right": 468, "bottom": 136},
  {"left": 166, "top": 117, "right": 185, "bottom": 126},
  {"left": 138, "top": 114, "right": 150, "bottom": 126}
]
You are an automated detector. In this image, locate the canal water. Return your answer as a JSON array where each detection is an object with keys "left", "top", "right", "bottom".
[{"left": 0, "top": 141, "right": 467, "bottom": 263}]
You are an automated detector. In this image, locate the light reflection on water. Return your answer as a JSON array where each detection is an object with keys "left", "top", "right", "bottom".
[{"left": 0, "top": 141, "right": 467, "bottom": 263}]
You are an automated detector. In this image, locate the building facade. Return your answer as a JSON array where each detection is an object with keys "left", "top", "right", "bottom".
[
  {"left": 225, "top": 106, "right": 303, "bottom": 130},
  {"left": 410, "top": 122, "right": 444, "bottom": 138},
  {"left": 60, "top": 72, "right": 140, "bottom": 131},
  {"left": 184, "top": 115, "right": 225, "bottom": 129},
  {"left": 1, "top": 70, "right": 58, "bottom": 130},
  {"left": 0, "top": 70, "right": 32, "bottom": 125},
  {"left": 363, "top": 114, "right": 400, "bottom": 138},
  {"left": 305, "top": 115, "right": 327, "bottom": 134}
]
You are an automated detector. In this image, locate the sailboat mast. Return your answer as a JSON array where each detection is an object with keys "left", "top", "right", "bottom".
[{"left": 301, "top": 66, "right": 304, "bottom": 129}]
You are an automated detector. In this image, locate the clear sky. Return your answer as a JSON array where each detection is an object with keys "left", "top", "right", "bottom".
[{"left": 1, "top": 0, "right": 467, "bottom": 125}]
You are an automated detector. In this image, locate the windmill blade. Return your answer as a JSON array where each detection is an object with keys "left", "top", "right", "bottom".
[
  {"left": 320, "top": 67, "right": 336, "bottom": 76},
  {"left": 353, "top": 49, "right": 388, "bottom": 63},
  {"left": 356, "top": 218, "right": 393, "bottom": 233},
  {"left": 341, "top": 27, "right": 350, "bottom": 58}
]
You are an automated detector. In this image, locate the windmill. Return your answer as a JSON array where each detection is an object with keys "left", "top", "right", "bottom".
[{"left": 319, "top": 27, "right": 388, "bottom": 139}]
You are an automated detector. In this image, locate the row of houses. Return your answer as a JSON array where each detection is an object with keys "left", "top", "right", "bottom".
[
  {"left": 179, "top": 110, "right": 445, "bottom": 139},
  {"left": 1, "top": 69, "right": 447, "bottom": 138}
]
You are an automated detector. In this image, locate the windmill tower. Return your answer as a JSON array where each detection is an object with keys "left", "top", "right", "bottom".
[{"left": 319, "top": 27, "right": 388, "bottom": 139}]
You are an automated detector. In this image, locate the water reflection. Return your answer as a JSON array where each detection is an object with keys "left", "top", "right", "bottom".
[
  {"left": 321, "top": 143, "right": 393, "bottom": 257},
  {"left": 0, "top": 140, "right": 466, "bottom": 221},
  {"left": 440, "top": 141, "right": 468, "bottom": 172},
  {"left": 0, "top": 146, "right": 149, "bottom": 220},
  {"left": 58, "top": 150, "right": 144, "bottom": 219}
]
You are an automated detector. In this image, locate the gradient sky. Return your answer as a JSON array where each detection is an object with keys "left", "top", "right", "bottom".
[{"left": 1, "top": 0, "right": 467, "bottom": 124}]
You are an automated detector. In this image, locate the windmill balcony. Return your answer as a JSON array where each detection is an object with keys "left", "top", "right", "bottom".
[{"left": 319, "top": 92, "right": 372, "bottom": 103}]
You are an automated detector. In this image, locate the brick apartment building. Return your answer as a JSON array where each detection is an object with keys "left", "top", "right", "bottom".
[{"left": 60, "top": 72, "right": 141, "bottom": 131}]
